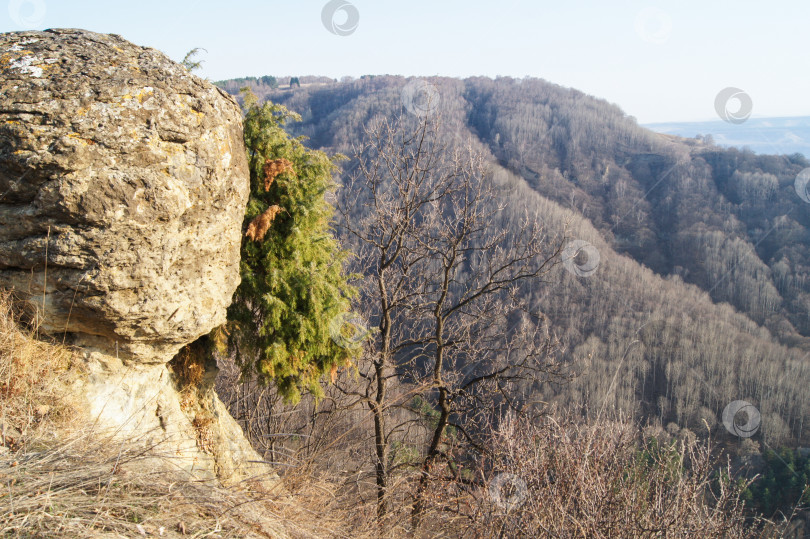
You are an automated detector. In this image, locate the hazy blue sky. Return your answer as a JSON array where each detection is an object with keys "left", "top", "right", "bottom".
[{"left": 2, "top": 0, "right": 808, "bottom": 123}]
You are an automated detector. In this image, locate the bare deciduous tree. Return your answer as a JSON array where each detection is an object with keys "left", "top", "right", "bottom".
[{"left": 335, "top": 111, "right": 567, "bottom": 525}]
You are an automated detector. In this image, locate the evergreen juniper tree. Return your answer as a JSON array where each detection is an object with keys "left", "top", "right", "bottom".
[{"left": 223, "top": 89, "right": 359, "bottom": 403}]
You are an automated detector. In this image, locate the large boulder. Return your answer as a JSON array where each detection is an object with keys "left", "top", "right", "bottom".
[
  {"left": 0, "top": 29, "right": 261, "bottom": 483},
  {"left": 0, "top": 28, "right": 248, "bottom": 363}
]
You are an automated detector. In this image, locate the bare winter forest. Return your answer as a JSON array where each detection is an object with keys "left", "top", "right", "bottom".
[{"left": 212, "top": 74, "right": 810, "bottom": 535}]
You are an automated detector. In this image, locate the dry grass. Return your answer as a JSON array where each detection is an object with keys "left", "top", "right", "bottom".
[
  {"left": 170, "top": 341, "right": 208, "bottom": 392},
  {"left": 0, "top": 289, "right": 80, "bottom": 450},
  {"left": 0, "top": 287, "right": 772, "bottom": 537},
  {"left": 0, "top": 423, "right": 370, "bottom": 538},
  {"left": 0, "top": 432, "right": 282, "bottom": 538},
  {"left": 412, "top": 411, "right": 766, "bottom": 538},
  {"left": 0, "top": 289, "right": 343, "bottom": 538}
]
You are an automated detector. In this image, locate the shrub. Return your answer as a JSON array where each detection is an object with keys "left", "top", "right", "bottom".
[{"left": 223, "top": 90, "right": 358, "bottom": 403}]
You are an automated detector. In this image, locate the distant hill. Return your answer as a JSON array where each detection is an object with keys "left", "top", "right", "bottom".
[
  {"left": 219, "top": 75, "right": 810, "bottom": 447},
  {"left": 645, "top": 116, "right": 810, "bottom": 158}
]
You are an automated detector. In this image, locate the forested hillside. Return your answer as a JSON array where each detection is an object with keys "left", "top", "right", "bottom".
[{"left": 218, "top": 75, "right": 810, "bottom": 448}]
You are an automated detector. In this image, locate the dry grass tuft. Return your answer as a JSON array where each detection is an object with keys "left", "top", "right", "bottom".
[
  {"left": 0, "top": 429, "right": 294, "bottom": 538},
  {"left": 0, "top": 289, "right": 81, "bottom": 449},
  {"left": 169, "top": 340, "right": 208, "bottom": 392},
  {"left": 245, "top": 205, "right": 283, "bottom": 242},
  {"left": 192, "top": 413, "right": 215, "bottom": 454}
]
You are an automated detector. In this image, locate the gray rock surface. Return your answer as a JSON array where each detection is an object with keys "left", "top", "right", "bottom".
[
  {"left": 0, "top": 28, "right": 249, "bottom": 363},
  {"left": 0, "top": 29, "right": 266, "bottom": 486}
]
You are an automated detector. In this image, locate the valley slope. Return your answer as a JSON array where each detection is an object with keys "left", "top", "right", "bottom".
[{"left": 219, "top": 75, "right": 810, "bottom": 447}]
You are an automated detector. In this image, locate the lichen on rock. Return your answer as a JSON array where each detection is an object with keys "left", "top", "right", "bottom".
[
  {"left": 0, "top": 28, "right": 248, "bottom": 364},
  {"left": 0, "top": 29, "right": 262, "bottom": 484}
]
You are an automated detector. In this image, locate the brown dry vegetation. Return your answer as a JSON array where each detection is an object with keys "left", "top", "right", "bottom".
[
  {"left": 246, "top": 205, "right": 283, "bottom": 242},
  {"left": 263, "top": 158, "right": 296, "bottom": 191},
  {"left": 0, "top": 290, "right": 359, "bottom": 538},
  {"left": 0, "top": 287, "right": 779, "bottom": 537},
  {"left": 0, "top": 289, "right": 80, "bottom": 451},
  {"left": 243, "top": 157, "right": 293, "bottom": 242},
  {"left": 216, "top": 352, "right": 776, "bottom": 538},
  {"left": 433, "top": 412, "right": 761, "bottom": 537}
]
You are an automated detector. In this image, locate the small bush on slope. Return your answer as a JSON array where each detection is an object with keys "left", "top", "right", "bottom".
[{"left": 414, "top": 411, "right": 766, "bottom": 538}]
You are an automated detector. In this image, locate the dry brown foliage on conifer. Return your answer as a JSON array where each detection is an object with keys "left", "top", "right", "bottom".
[
  {"left": 245, "top": 205, "right": 283, "bottom": 242},
  {"left": 262, "top": 158, "right": 296, "bottom": 191}
]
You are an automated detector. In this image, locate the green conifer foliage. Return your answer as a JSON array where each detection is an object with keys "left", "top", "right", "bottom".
[{"left": 225, "top": 89, "right": 358, "bottom": 403}]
